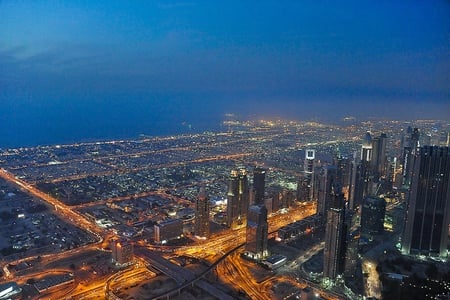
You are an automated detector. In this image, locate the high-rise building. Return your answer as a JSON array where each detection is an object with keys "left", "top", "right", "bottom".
[
  {"left": 111, "top": 239, "right": 134, "bottom": 266},
  {"left": 402, "top": 146, "right": 450, "bottom": 258},
  {"left": 402, "top": 127, "right": 420, "bottom": 188},
  {"left": 371, "top": 133, "right": 387, "bottom": 182},
  {"left": 323, "top": 207, "right": 346, "bottom": 279},
  {"left": 361, "top": 132, "right": 373, "bottom": 163},
  {"left": 227, "top": 168, "right": 249, "bottom": 229},
  {"left": 253, "top": 167, "right": 266, "bottom": 205},
  {"left": 348, "top": 152, "right": 359, "bottom": 210},
  {"left": 245, "top": 205, "right": 269, "bottom": 260},
  {"left": 316, "top": 165, "right": 337, "bottom": 218},
  {"left": 195, "top": 186, "right": 210, "bottom": 238},
  {"left": 298, "top": 149, "right": 315, "bottom": 201},
  {"left": 360, "top": 196, "right": 386, "bottom": 238},
  {"left": 351, "top": 133, "right": 374, "bottom": 208},
  {"left": 335, "top": 156, "right": 352, "bottom": 200}
]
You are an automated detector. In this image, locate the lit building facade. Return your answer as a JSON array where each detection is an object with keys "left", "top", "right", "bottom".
[
  {"left": 195, "top": 186, "right": 210, "bottom": 238},
  {"left": 227, "top": 168, "right": 249, "bottom": 229},
  {"left": 297, "top": 149, "right": 315, "bottom": 201},
  {"left": 154, "top": 218, "right": 183, "bottom": 244},
  {"left": 111, "top": 239, "right": 134, "bottom": 265},
  {"left": 245, "top": 204, "right": 268, "bottom": 260},
  {"left": 351, "top": 133, "right": 374, "bottom": 209}
]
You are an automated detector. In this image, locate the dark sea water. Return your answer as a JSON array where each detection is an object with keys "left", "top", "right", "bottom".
[{"left": 0, "top": 97, "right": 226, "bottom": 149}]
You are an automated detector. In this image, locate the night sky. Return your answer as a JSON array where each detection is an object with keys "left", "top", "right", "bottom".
[{"left": 1, "top": 1, "right": 449, "bottom": 147}]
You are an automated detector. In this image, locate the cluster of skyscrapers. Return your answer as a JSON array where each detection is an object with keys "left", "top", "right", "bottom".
[
  {"left": 188, "top": 125, "right": 449, "bottom": 284},
  {"left": 293, "top": 127, "right": 449, "bottom": 283}
]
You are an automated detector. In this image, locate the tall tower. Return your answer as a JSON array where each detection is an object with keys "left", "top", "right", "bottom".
[
  {"left": 350, "top": 133, "right": 374, "bottom": 209},
  {"left": 402, "top": 127, "right": 420, "bottom": 188},
  {"left": 253, "top": 167, "right": 266, "bottom": 205},
  {"left": 298, "top": 149, "right": 315, "bottom": 201},
  {"left": 348, "top": 152, "right": 359, "bottom": 210},
  {"left": 335, "top": 156, "right": 352, "bottom": 200},
  {"left": 195, "top": 186, "right": 210, "bottom": 238},
  {"left": 227, "top": 168, "right": 249, "bottom": 229},
  {"left": 316, "top": 165, "right": 337, "bottom": 219},
  {"left": 245, "top": 205, "right": 269, "bottom": 260},
  {"left": 402, "top": 146, "right": 450, "bottom": 258},
  {"left": 371, "top": 133, "right": 387, "bottom": 182},
  {"left": 323, "top": 207, "right": 346, "bottom": 279}
]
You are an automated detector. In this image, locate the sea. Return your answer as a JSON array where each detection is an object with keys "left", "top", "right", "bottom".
[{"left": 0, "top": 99, "right": 226, "bottom": 149}]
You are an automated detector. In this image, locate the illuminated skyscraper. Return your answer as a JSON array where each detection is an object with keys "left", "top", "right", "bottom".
[
  {"left": 361, "top": 132, "right": 373, "bottom": 163},
  {"left": 335, "top": 156, "right": 352, "bottom": 200},
  {"left": 402, "top": 127, "right": 420, "bottom": 188},
  {"left": 350, "top": 133, "right": 375, "bottom": 209},
  {"left": 402, "top": 146, "right": 450, "bottom": 258},
  {"left": 371, "top": 133, "right": 387, "bottom": 182},
  {"left": 298, "top": 149, "right": 315, "bottom": 201},
  {"left": 348, "top": 152, "right": 359, "bottom": 210},
  {"left": 195, "top": 186, "right": 210, "bottom": 238},
  {"left": 253, "top": 167, "right": 266, "bottom": 205},
  {"left": 227, "top": 168, "right": 249, "bottom": 229},
  {"left": 245, "top": 204, "right": 268, "bottom": 260}
]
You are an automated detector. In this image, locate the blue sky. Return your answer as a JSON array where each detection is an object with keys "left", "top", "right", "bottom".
[{"left": 0, "top": 1, "right": 449, "bottom": 146}]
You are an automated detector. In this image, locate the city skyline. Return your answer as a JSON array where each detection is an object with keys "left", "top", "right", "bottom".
[
  {"left": 0, "top": 118, "right": 449, "bottom": 299},
  {"left": 1, "top": 1, "right": 449, "bottom": 147},
  {"left": 0, "top": 2, "right": 449, "bottom": 299}
]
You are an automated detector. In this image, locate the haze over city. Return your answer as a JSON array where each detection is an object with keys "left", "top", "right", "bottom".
[{"left": 1, "top": 1, "right": 449, "bottom": 147}]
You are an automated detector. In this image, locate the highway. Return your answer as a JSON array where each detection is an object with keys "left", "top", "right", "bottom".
[
  {"left": 135, "top": 246, "right": 234, "bottom": 300},
  {"left": 0, "top": 165, "right": 319, "bottom": 300}
]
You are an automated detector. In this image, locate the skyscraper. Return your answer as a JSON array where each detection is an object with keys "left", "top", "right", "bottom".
[
  {"left": 348, "top": 152, "right": 359, "bottom": 210},
  {"left": 195, "top": 186, "right": 210, "bottom": 238},
  {"left": 335, "top": 156, "right": 352, "bottom": 200},
  {"left": 323, "top": 207, "right": 346, "bottom": 279},
  {"left": 402, "top": 127, "right": 420, "bottom": 188},
  {"left": 245, "top": 204, "right": 269, "bottom": 260},
  {"left": 371, "top": 133, "right": 387, "bottom": 182},
  {"left": 351, "top": 132, "right": 374, "bottom": 208},
  {"left": 298, "top": 149, "right": 315, "bottom": 201},
  {"left": 253, "top": 167, "right": 266, "bottom": 205},
  {"left": 316, "top": 165, "right": 338, "bottom": 218},
  {"left": 402, "top": 146, "right": 450, "bottom": 258},
  {"left": 361, "top": 132, "right": 373, "bottom": 163},
  {"left": 227, "top": 168, "right": 249, "bottom": 229}
]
